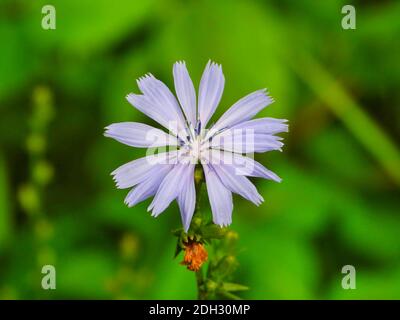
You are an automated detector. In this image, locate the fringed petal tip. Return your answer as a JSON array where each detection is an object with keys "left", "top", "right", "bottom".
[
  {"left": 274, "top": 176, "right": 282, "bottom": 183},
  {"left": 174, "top": 60, "right": 187, "bottom": 66},
  {"left": 214, "top": 220, "right": 232, "bottom": 228},
  {"left": 254, "top": 195, "right": 264, "bottom": 206},
  {"left": 136, "top": 73, "right": 155, "bottom": 85},
  {"left": 124, "top": 199, "right": 134, "bottom": 208}
]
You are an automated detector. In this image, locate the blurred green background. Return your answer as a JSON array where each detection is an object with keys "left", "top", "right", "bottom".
[{"left": 1, "top": 0, "right": 400, "bottom": 299}]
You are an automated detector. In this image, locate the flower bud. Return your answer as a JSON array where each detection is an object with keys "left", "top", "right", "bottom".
[{"left": 181, "top": 240, "right": 208, "bottom": 272}]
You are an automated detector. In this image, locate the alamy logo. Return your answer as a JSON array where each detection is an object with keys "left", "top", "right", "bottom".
[
  {"left": 341, "top": 5, "right": 356, "bottom": 30},
  {"left": 341, "top": 265, "right": 356, "bottom": 289},
  {"left": 41, "top": 5, "right": 56, "bottom": 30},
  {"left": 41, "top": 265, "right": 56, "bottom": 290}
]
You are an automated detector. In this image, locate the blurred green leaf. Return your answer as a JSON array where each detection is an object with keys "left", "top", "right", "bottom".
[
  {"left": 149, "top": 238, "right": 197, "bottom": 299},
  {"left": 339, "top": 202, "right": 400, "bottom": 262},
  {"left": 328, "top": 266, "right": 400, "bottom": 299},
  {"left": 305, "top": 128, "right": 380, "bottom": 188},
  {"left": 27, "top": 0, "right": 155, "bottom": 54},
  {"left": 0, "top": 21, "right": 35, "bottom": 102},
  {"left": 251, "top": 162, "right": 334, "bottom": 236},
  {"left": 236, "top": 223, "right": 319, "bottom": 299},
  {"left": 56, "top": 251, "right": 116, "bottom": 298}
]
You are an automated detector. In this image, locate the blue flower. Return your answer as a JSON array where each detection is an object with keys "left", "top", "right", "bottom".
[{"left": 105, "top": 61, "right": 288, "bottom": 231}]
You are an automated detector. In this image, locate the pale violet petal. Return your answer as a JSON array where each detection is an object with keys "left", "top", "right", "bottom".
[
  {"left": 177, "top": 165, "right": 196, "bottom": 232},
  {"left": 198, "top": 61, "right": 225, "bottom": 128},
  {"left": 104, "top": 122, "right": 178, "bottom": 148},
  {"left": 230, "top": 117, "right": 288, "bottom": 135},
  {"left": 124, "top": 164, "right": 174, "bottom": 207},
  {"left": 126, "top": 94, "right": 170, "bottom": 131},
  {"left": 203, "top": 164, "right": 232, "bottom": 227},
  {"left": 173, "top": 61, "right": 197, "bottom": 125},
  {"left": 205, "top": 150, "right": 282, "bottom": 182},
  {"left": 211, "top": 89, "right": 273, "bottom": 133},
  {"left": 211, "top": 164, "right": 263, "bottom": 206},
  {"left": 209, "top": 129, "right": 284, "bottom": 153},
  {"left": 111, "top": 152, "right": 178, "bottom": 189},
  {"left": 230, "top": 154, "right": 282, "bottom": 182},
  {"left": 149, "top": 163, "right": 194, "bottom": 217},
  {"left": 137, "top": 74, "right": 186, "bottom": 130}
]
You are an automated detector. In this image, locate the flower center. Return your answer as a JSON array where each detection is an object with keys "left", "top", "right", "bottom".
[{"left": 190, "top": 136, "right": 202, "bottom": 161}]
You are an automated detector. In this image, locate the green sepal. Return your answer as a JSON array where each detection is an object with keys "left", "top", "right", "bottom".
[
  {"left": 174, "top": 238, "right": 183, "bottom": 258},
  {"left": 201, "top": 224, "right": 228, "bottom": 240},
  {"left": 171, "top": 228, "right": 183, "bottom": 236}
]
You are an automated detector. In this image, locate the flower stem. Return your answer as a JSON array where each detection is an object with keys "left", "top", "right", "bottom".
[
  {"left": 196, "top": 268, "right": 207, "bottom": 300},
  {"left": 193, "top": 166, "right": 208, "bottom": 300},
  {"left": 179, "top": 165, "right": 244, "bottom": 299}
]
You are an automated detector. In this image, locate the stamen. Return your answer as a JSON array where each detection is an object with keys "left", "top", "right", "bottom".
[
  {"left": 195, "top": 120, "right": 201, "bottom": 135},
  {"left": 178, "top": 137, "right": 185, "bottom": 146}
]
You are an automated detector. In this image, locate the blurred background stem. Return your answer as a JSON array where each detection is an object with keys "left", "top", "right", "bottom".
[
  {"left": 18, "top": 86, "right": 55, "bottom": 296},
  {"left": 287, "top": 51, "right": 400, "bottom": 186}
]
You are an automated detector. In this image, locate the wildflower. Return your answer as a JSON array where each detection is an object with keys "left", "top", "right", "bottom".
[
  {"left": 181, "top": 240, "right": 208, "bottom": 272},
  {"left": 105, "top": 61, "right": 288, "bottom": 232}
]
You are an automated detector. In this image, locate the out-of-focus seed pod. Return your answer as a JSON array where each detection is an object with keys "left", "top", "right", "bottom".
[
  {"left": 35, "top": 218, "right": 53, "bottom": 241},
  {"left": 32, "top": 86, "right": 54, "bottom": 126},
  {"left": 26, "top": 134, "right": 46, "bottom": 155},
  {"left": 120, "top": 233, "right": 139, "bottom": 261},
  {"left": 33, "top": 160, "right": 54, "bottom": 186},
  {"left": 18, "top": 183, "right": 40, "bottom": 214}
]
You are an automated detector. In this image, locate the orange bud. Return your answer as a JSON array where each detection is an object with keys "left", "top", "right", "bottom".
[{"left": 181, "top": 241, "right": 208, "bottom": 272}]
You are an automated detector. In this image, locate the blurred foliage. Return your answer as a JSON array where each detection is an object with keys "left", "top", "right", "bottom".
[{"left": 0, "top": 0, "right": 399, "bottom": 299}]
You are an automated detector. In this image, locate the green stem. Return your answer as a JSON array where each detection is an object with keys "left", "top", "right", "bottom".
[
  {"left": 196, "top": 268, "right": 207, "bottom": 300},
  {"left": 194, "top": 166, "right": 204, "bottom": 214},
  {"left": 193, "top": 165, "right": 208, "bottom": 300},
  {"left": 180, "top": 165, "right": 242, "bottom": 299}
]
